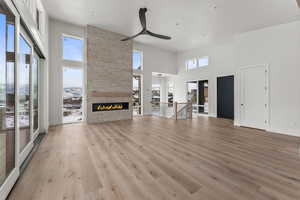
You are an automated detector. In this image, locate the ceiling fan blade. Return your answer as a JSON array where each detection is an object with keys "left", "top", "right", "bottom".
[
  {"left": 139, "top": 8, "right": 147, "bottom": 29},
  {"left": 297, "top": 0, "right": 300, "bottom": 8},
  {"left": 120, "top": 31, "right": 143, "bottom": 41},
  {"left": 146, "top": 31, "right": 171, "bottom": 40}
]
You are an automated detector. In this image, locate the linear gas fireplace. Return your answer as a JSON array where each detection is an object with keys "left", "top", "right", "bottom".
[{"left": 92, "top": 102, "right": 129, "bottom": 112}]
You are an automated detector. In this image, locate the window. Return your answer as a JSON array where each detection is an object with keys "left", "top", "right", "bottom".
[
  {"left": 63, "top": 67, "right": 83, "bottom": 123},
  {"left": 186, "top": 59, "right": 197, "bottom": 71},
  {"left": 63, "top": 36, "right": 84, "bottom": 62},
  {"left": 198, "top": 56, "right": 209, "bottom": 67},
  {"left": 186, "top": 56, "right": 209, "bottom": 71},
  {"left": 62, "top": 34, "right": 84, "bottom": 124},
  {"left": 0, "top": 4, "right": 16, "bottom": 187},
  {"left": 133, "top": 50, "right": 142, "bottom": 70},
  {"left": 132, "top": 75, "right": 142, "bottom": 115}
]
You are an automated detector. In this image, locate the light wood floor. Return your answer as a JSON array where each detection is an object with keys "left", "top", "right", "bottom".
[{"left": 8, "top": 116, "right": 300, "bottom": 200}]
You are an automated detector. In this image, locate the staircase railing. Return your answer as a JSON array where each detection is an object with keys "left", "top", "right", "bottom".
[{"left": 151, "top": 101, "right": 193, "bottom": 120}]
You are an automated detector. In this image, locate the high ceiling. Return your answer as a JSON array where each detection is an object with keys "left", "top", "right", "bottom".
[{"left": 42, "top": 0, "right": 300, "bottom": 52}]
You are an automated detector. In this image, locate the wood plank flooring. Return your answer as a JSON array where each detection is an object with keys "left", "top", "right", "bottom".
[{"left": 8, "top": 116, "right": 300, "bottom": 200}]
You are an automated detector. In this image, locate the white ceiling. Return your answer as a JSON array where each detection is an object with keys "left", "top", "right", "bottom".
[{"left": 42, "top": 0, "right": 300, "bottom": 52}]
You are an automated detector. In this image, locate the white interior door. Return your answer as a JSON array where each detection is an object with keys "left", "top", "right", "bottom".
[{"left": 240, "top": 65, "right": 268, "bottom": 130}]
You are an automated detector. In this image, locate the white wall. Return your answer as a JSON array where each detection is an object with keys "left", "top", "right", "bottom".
[
  {"left": 49, "top": 19, "right": 85, "bottom": 125},
  {"left": 174, "top": 20, "right": 300, "bottom": 136},
  {"left": 235, "top": 21, "right": 300, "bottom": 136},
  {"left": 133, "top": 42, "right": 177, "bottom": 115},
  {"left": 173, "top": 40, "right": 236, "bottom": 117}
]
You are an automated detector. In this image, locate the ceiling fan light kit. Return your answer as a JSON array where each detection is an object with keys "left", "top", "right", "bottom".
[{"left": 121, "top": 8, "right": 172, "bottom": 41}]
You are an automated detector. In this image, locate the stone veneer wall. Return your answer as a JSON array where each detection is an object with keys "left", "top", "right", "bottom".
[{"left": 86, "top": 25, "right": 133, "bottom": 123}]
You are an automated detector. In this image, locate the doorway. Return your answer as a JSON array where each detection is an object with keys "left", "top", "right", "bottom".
[
  {"left": 186, "top": 81, "right": 198, "bottom": 113},
  {"left": 240, "top": 65, "right": 269, "bottom": 130},
  {"left": 217, "top": 76, "right": 234, "bottom": 120},
  {"left": 198, "top": 80, "right": 209, "bottom": 114}
]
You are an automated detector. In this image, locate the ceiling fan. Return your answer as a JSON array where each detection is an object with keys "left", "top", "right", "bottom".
[{"left": 121, "top": 8, "right": 172, "bottom": 41}]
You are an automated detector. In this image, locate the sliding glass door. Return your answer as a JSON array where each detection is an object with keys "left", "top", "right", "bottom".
[
  {"left": 0, "top": 1, "right": 42, "bottom": 197},
  {"left": 32, "top": 55, "right": 39, "bottom": 138},
  {"left": 19, "top": 34, "right": 31, "bottom": 154},
  {"left": 0, "top": 0, "right": 16, "bottom": 188}
]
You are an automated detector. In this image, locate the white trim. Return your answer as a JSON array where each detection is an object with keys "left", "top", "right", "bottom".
[
  {"left": 62, "top": 66, "right": 84, "bottom": 124},
  {"left": 61, "top": 34, "right": 84, "bottom": 63},
  {"left": 133, "top": 50, "right": 143, "bottom": 71},
  {"left": 209, "top": 113, "right": 217, "bottom": 118},
  {"left": 132, "top": 74, "right": 143, "bottom": 116},
  {"left": 18, "top": 140, "right": 34, "bottom": 165},
  {"left": 0, "top": 168, "right": 19, "bottom": 200},
  {"left": 0, "top": 1, "right": 20, "bottom": 199},
  {"left": 267, "top": 128, "right": 300, "bottom": 138},
  {"left": 19, "top": 26, "right": 34, "bottom": 164},
  {"left": 32, "top": 53, "right": 40, "bottom": 140}
]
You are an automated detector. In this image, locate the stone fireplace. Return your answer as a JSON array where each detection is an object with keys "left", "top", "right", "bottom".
[{"left": 86, "top": 26, "right": 133, "bottom": 123}]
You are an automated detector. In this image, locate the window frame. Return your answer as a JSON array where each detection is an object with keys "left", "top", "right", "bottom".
[
  {"left": 62, "top": 34, "right": 84, "bottom": 63},
  {"left": 18, "top": 25, "right": 35, "bottom": 166},
  {"left": 198, "top": 56, "right": 209, "bottom": 68},
  {"left": 61, "top": 33, "right": 85, "bottom": 124},
  {"left": 185, "top": 58, "right": 198, "bottom": 71},
  {"left": 62, "top": 66, "right": 84, "bottom": 124},
  {"left": 185, "top": 56, "right": 209, "bottom": 72},
  {"left": 132, "top": 50, "right": 143, "bottom": 71}
]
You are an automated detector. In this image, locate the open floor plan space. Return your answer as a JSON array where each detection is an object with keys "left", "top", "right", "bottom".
[
  {"left": 1, "top": 0, "right": 300, "bottom": 199},
  {"left": 8, "top": 117, "right": 300, "bottom": 200}
]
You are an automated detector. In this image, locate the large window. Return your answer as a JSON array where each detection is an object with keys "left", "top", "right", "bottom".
[
  {"left": 132, "top": 75, "right": 142, "bottom": 115},
  {"left": 63, "top": 67, "right": 83, "bottom": 123},
  {"left": 63, "top": 36, "right": 84, "bottom": 62},
  {"left": 133, "top": 50, "right": 142, "bottom": 70},
  {"left": 19, "top": 34, "right": 31, "bottom": 153},
  {"left": 0, "top": 3, "right": 16, "bottom": 187},
  {"left": 62, "top": 35, "right": 84, "bottom": 124}
]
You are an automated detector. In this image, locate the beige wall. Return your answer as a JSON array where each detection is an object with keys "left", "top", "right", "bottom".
[{"left": 86, "top": 26, "right": 133, "bottom": 123}]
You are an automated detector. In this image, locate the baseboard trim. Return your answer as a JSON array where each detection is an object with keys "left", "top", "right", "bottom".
[
  {"left": 267, "top": 128, "right": 300, "bottom": 138},
  {"left": 0, "top": 168, "right": 19, "bottom": 200},
  {"left": 209, "top": 114, "right": 217, "bottom": 118}
]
